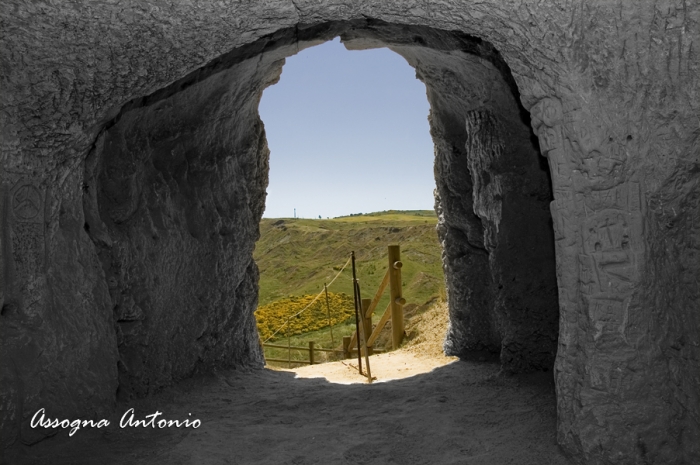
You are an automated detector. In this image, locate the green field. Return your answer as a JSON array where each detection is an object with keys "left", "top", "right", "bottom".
[{"left": 253, "top": 209, "right": 445, "bottom": 362}]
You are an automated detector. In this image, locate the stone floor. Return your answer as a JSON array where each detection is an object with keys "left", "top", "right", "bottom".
[{"left": 5, "top": 359, "right": 570, "bottom": 465}]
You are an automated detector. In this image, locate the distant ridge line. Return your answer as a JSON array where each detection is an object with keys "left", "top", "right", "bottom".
[{"left": 263, "top": 209, "right": 437, "bottom": 220}]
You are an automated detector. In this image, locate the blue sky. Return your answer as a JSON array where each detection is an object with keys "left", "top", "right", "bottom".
[{"left": 258, "top": 38, "right": 435, "bottom": 219}]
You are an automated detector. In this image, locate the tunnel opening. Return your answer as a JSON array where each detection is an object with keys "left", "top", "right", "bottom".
[
  {"left": 253, "top": 36, "right": 441, "bottom": 364},
  {"left": 4, "top": 4, "right": 697, "bottom": 464},
  {"left": 80, "top": 19, "right": 559, "bottom": 400}
]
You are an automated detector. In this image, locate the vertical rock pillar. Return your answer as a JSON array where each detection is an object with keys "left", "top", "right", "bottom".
[{"left": 531, "top": 97, "right": 677, "bottom": 463}]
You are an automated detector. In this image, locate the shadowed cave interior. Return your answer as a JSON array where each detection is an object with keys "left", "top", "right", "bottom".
[
  {"left": 6, "top": 16, "right": 561, "bottom": 445},
  {"left": 2, "top": 5, "right": 698, "bottom": 465},
  {"left": 83, "top": 21, "right": 560, "bottom": 400}
]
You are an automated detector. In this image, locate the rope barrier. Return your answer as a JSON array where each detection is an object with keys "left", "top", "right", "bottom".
[{"left": 261, "top": 255, "right": 352, "bottom": 344}]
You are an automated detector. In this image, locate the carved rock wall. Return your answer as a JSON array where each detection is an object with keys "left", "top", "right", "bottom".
[
  {"left": 1, "top": 169, "right": 118, "bottom": 446},
  {"left": 1, "top": 2, "right": 697, "bottom": 464},
  {"left": 81, "top": 24, "right": 349, "bottom": 398},
  {"left": 463, "top": 108, "right": 558, "bottom": 372},
  {"left": 84, "top": 53, "right": 275, "bottom": 397},
  {"left": 343, "top": 27, "right": 560, "bottom": 371}
]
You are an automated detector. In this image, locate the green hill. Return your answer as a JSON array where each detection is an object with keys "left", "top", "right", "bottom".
[
  {"left": 253, "top": 210, "right": 446, "bottom": 363},
  {"left": 254, "top": 210, "right": 445, "bottom": 311}
]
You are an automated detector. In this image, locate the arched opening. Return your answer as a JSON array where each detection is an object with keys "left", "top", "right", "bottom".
[
  {"left": 3, "top": 19, "right": 566, "bottom": 462},
  {"left": 3, "top": 4, "right": 697, "bottom": 464},
  {"left": 254, "top": 36, "right": 443, "bottom": 362},
  {"left": 80, "top": 19, "right": 558, "bottom": 398}
]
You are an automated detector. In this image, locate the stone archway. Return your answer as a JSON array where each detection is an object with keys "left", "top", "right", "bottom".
[
  {"left": 1, "top": 3, "right": 697, "bottom": 464},
  {"left": 83, "top": 18, "right": 561, "bottom": 393}
]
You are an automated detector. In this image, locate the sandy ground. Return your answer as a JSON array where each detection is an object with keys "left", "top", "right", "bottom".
[
  {"left": 290, "top": 350, "right": 458, "bottom": 384},
  {"left": 4, "top": 302, "right": 572, "bottom": 465}
]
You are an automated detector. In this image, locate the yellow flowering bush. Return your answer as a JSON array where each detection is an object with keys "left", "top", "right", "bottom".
[{"left": 255, "top": 292, "right": 355, "bottom": 342}]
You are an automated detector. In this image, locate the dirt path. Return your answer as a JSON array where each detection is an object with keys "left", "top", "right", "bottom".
[
  {"left": 7, "top": 355, "right": 571, "bottom": 465},
  {"left": 290, "top": 350, "right": 458, "bottom": 384}
]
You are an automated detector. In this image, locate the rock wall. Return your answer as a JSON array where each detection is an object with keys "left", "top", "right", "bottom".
[
  {"left": 342, "top": 26, "right": 560, "bottom": 371},
  {"left": 84, "top": 55, "right": 273, "bottom": 397},
  {"left": 1, "top": 2, "right": 697, "bottom": 464},
  {"left": 1, "top": 168, "right": 118, "bottom": 446},
  {"left": 462, "top": 108, "right": 558, "bottom": 372}
]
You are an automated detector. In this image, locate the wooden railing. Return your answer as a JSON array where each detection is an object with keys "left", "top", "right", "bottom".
[
  {"left": 263, "top": 342, "right": 385, "bottom": 368},
  {"left": 262, "top": 245, "right": 403, "bottom": 374}
]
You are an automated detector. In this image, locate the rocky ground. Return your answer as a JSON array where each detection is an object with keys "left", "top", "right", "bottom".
[{"left": 5, "top": 302, "right": 571, "bottom": 465}]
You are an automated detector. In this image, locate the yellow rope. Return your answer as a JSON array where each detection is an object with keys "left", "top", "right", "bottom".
[{"left": 261, "top": 255, "right": 352, "bottom": 344}]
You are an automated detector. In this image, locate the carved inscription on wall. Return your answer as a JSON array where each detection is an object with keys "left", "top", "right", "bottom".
[
  {"left": 581, "top": 209, "right": 641, "bottom": 296},
  {"left": 566, "top": 108, "right": 628, "bottom": 191},
  {"left": 530, "top": 97, "right": 572, "bottom": 183},
  {"left": 532, "top": 98, "right": 629, "bottom": 193},
  {"left": 12, "top": 184, "right": 42, "bottom": 222},
  {"left": 7, "top": 176, "right": 46, "bottom": 316},
  {"left": 531, "top": 96, "right": 644, "bottom": 298},
  {"left": 588, "top": 356, "right": 624, "bottom": 394},
  {"left": 577, "top": 180, "right": 643, "bottom": 343},
  {"left": 532, "top": 97, "right": 646, "bottom": 394}
]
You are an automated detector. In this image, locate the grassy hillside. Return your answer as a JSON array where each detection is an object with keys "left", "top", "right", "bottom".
[
  {"left": 254, "top": 210, "right": 446, "bottom": 365},
  {"left": 254, "top": 210, "right": 445, "bottom": 316}
]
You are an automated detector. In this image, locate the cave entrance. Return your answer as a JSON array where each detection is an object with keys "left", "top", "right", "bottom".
[
  {"left": 254, "top": 36, "right": 443, "bottom": 364},
  {"left": 85, "top": 19, "right": 559, "bottom": 397},
  {"left": 251, "top": 26, "right": 558, "bottom": 373}
]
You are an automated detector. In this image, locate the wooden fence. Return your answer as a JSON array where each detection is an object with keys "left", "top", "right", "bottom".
[
  {"left": 263, "top": 342, "right": 385, "bottom": 368},
  {"left": 262, "top": 245, "right": 403, "bottom": 373},
  {"left": 346, "top": 244, "right": 405, "bottom": 355}
]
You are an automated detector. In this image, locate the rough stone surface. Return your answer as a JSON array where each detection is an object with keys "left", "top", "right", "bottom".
[
  {"left": 1, "top": 2, "right": 698, "bottom": 464},
  {"left": 86, "top": 56, "right": 272, "bottom": 397},
  {"left": 462, "top": 108, "right": 558, "bottom": 372},
  {"left": 344, "top": 25, "right": 559, "bottom": 372}
]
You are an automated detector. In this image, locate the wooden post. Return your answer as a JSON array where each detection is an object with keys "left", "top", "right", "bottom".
[
  {"left": 355, "top": 281, "right": 372, "bottom": 383},
  {"left": 287, "top": 323, "right": 292, "bottom": 368},
  {"left": 309, "top": 341, "right": 315, "bottom": 365},
  {"left": 361, "top": 298, "right": 373, "bottom": 355},
  {"left": 351, "top": 252, "right": 363, "bottom": 374},
  {"left": 324, "top": 284, "right": 335, "bottom": 350},
  {"left": 388, "top": 245, "right": 405, "bottom": 349},
  {"left": 343, "top": 336, "right": 351, "bottom": 359}
]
